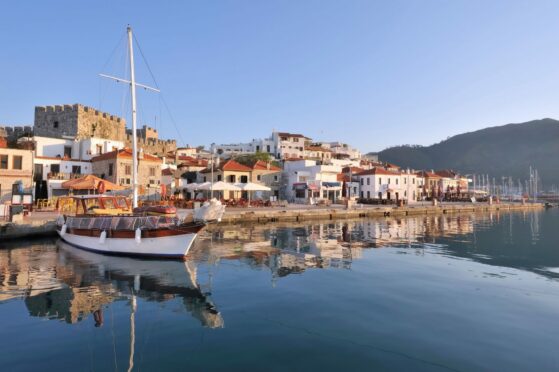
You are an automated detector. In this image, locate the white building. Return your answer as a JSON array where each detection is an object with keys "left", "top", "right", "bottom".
[
  {"left": 282, "top": 159, "right": 342, "bottom": 203},
  {"left": 29, "top": 136, "right": 124, "bottom": 199},
  {"left": 356, "top": 168, "right": 418, "bottom": 204},
  {"left": 212, "top": 131, "right": 312, "bottom": 160},
  {"left": 324, "top": 142, "right": 362, "bottom": 160}
]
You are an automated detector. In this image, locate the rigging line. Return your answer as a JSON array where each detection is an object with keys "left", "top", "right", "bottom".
[
  {"left": 132, "top": 33, "right": 159, "bottom": 89},
  {"left": 100, "top": 30, "right": 127, "bottom": 74},
  {"left": 100, "top": 35, "right": 127, "bottom": 112},
  {"left": 133, "top": 32, "right": 188, "bottom": 147}
]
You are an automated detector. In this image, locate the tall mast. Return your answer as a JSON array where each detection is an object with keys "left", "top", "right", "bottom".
[
  {"left": 128, "top": 25, "right": 139, "bottom": 208},
  {"left": 100, "top": 26, "right": 160, "bottom": 207}
]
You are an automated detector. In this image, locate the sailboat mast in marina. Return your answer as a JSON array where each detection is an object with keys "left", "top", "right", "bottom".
[{"left": 55, "top": 26, "right": 225, "bottom": 258}]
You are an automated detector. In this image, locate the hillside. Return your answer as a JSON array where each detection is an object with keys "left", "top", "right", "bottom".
[{"left": 373, "top": 119, "right": 559, "bottom": 187}]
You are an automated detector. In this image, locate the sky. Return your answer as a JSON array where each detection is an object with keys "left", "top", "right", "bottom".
[{"left": 1, "top": 0, "right": 559, "bottom": 153}]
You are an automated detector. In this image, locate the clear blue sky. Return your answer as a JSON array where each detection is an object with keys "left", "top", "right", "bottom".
[{"left": 1, "top": 0, "right": 558, "bottom": 153}]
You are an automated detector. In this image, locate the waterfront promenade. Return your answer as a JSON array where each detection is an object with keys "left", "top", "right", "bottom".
[{"left": 0, "top": 201, "right": 544, "bottom": 241}]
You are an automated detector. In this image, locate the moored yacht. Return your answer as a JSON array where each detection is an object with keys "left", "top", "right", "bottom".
[{"left": 56, "top": 26, "right": 225, "bottom": 258}]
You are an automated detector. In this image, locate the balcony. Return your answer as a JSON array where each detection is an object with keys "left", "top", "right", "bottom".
[{"left": 47, "top": 172, "right": 83, "bottom": 180}]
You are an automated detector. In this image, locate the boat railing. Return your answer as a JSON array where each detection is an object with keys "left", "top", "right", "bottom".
[{"left": 65, "top": 215, "right": 178, "bottom": 230}]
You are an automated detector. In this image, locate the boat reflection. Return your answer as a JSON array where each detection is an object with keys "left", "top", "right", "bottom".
[{"left": 0, "top": 241, "right": 223, "bottom": 328}]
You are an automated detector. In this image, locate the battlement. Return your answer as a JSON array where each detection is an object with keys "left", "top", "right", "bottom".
[
  {"left": 35, "top": 104, "right": 124, "bottom": 123},
  {"left": 34, "top": 103, "right": 126, "bottom": 141},
  {"left": 0, "top": 125, "right": 33, "bottom": 141}
]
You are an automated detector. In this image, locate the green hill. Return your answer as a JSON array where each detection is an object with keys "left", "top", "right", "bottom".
[{"left": 373, "top": 119, "right": 559, "bottom": 187}]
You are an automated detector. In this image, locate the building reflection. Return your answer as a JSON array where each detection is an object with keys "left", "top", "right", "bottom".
[{"left": 198, "top": 213, "right": 481, "bottom": 278}]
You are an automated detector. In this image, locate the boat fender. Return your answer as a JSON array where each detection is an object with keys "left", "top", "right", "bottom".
[
  {"left": 60, "top": 224, "right": 67, "bottom": 236},
  {"left": 135, "top": 228, "right": 142, "bottom": 244},
  {"left": 56, "top": 215, "right": 65, "bottom": 226},
  {"left": 99, "top": 230, "right": 107, "bottom": 244}
]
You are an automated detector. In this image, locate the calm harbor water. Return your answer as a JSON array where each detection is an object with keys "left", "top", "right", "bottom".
[{"left": 1, "top": 210, "right": 558, "bottom": 371}]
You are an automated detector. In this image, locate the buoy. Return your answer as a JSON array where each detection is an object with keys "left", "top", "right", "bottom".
[
  {"left": 135, "top": 228, "right": 142, "bottom": 244},
  {"left": 99, "top": 230, "right": 107, "bottom": 244}
]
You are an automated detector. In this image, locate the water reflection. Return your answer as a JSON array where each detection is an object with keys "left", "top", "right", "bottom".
[
  {"left": 1, "top": 209, "right": 556, "bottom": 327},
  {"left": 196, "top": 210, "right": 555, "bottom": 279},
  {"left": 0, "top": 241, "right": 223, "bottom": 328}
]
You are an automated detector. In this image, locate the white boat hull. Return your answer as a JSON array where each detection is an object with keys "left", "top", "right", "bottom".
[{"left": 57, "top": 229, "right": 198, "bottom": 258}]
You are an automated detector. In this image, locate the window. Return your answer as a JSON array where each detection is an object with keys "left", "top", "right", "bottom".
[
  {"left": 0, "top": 155, "right": 7, "bottom": 169},
  {"left": 126, "top": 178, "right": 131, "bottom": 185},
  {"left": 367, "top": 177, "right": 370, "bottom": 185},
  {"left": 412, "top": 178, "right": 415, "bottom": 184},
  {"left": 72, "top": 165, "right": 81, "bottom": 174},
  {"left": 274, "top": 175, "right": 278, "bottom": 181},
  {"left": 396, "top": 179, "right": 399, "bottom": 185},
  {"left": 108, "top": 163, "right": 113, "bottom": 176},
  {"left": 12, "top": 156, "right": 22, "bottom": 170},
  {"left": 257, "top": 175, "right": 262, "bottom": 181},
  {"left": 53, "top": 121, "right": 59, "bottom": 128},
  {"left": 125, "top": 165, "right": 132, "bottom": 175},
  {"left": 388, "top": 178, "right": 391, "bottom": 184},
  {"left": 64, "top": 146, "right": 72, "bottom": 158},
  {"left": 360, "top": 178, "right": 363, "bottom": 185},
  {"left": 367, "top": 191, "right": 370, "bottom": 198},
  {"left": 149, "top": 167, "right": 156, "bottom": 177},
  {"left": 404, "top": 178, "right": 406, "bottom": 184},
  {"left": 379, "top": 178, "right": 382, "bottom": 185},
  {"left": 360, "top": 191, "right": 364, "bottom": 198},
  {"left": 217, "top": 175, "right": 222, "bottom": 181},
  {"left": 267, "top": 145, "right": 271, "bottom": 153},
  {"left": 240, "top": 175, "right": 248, "bottom": 183},
  {"left": 295, "top": 189, "right": 306, "bottom": 198},
  {"left": 96, "top": 145, "right": 103, "bottom": 155},
  {"left": 51, "top": 164, "right": 60, "bottom": 173}
]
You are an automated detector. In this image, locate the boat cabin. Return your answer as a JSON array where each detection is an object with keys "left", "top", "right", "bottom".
[{"left": 56, "top": 195, "right": 132, "bottom": 216}]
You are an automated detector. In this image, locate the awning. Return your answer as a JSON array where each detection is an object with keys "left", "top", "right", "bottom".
[
  {"left": 322, "top": 182, "right": 341, "bottom": 188},
  {"left": 293, "top": 183, "right": 307, "bottom": 190},
  {"left": 307, "top": 183, "right": 320, "bottom": 191}
]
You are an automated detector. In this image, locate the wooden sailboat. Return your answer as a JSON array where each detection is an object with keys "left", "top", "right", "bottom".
[{"left": 56, "top": 26, "right": 224, "bottom": 258}]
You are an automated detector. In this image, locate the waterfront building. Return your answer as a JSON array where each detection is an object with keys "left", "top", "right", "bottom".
[
  {"left": 282, "top": 159, "right": 342, "bottom": 203},
  {"left": 416, "top": 170, "right": 442, "bottom": 199},
  {"left": 434, "top": 169, "right": 469, "bottom": 195},
  {"left": 199, "top": 159, "right": 252, "bottom": 199},
  {"left": 91, "top": 148, "right": 162, "bottom": 191},
  {"left": 356, "top": 167, "right": 418, "bottom": 204},
  {"left": 249, "top": 160, "right": 282, "bottom": 199},
  {"left": 0, "top": 144, "right": 33, "bottom": 203}
]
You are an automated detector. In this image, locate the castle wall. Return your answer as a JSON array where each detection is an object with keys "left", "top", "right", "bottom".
[{"left": 34, "top": 104, "right": 126, "bottom": 141}]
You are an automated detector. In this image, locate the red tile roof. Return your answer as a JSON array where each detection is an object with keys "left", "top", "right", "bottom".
[
  {"left": 416, "top": 170, "right": 441, "bottom": 178},
  {"left": 200, "top": 159, "right": 252, "bottom": 173},
  {"left": 342, "top": 166, "right": 364, "bottom": 174},
  {"left": 356, "top": 167, "right": 401, "bottom": 176},
  {"left": 434, "top": 169, "right": 460, "bottom": 178},
  {"left": 251, "top": 160, "right": 281, "bottom": 171},
  {"left": 91, "top": 148, "right": 161, "bottom": 163},
  {"left": 277, "top": 132, "right": 310, "bottom": 139}
]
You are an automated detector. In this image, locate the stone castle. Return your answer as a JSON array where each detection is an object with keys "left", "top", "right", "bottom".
[
  {"left": 34, "top": 104, "right": 127, "bottom": 141},
  {"left": 31, "top": 103, "right": 176, "bottom": 155}
]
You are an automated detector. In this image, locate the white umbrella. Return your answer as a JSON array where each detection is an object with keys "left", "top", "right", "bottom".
[
  {"left": 235, "top": 182, "right": 271, "bottom": 204},
  {"left": 209, "top": 181, "right": 241, "bottom": 191},
  {"left": 185, "top": 182, "right": 205, "bottom": 190},
  {"left": 235, "top": 182, "right": 271, "bottom": 192}
]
